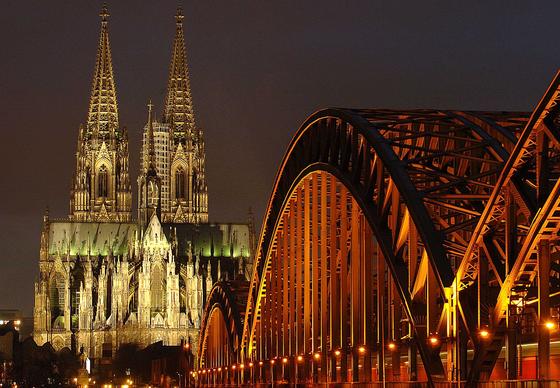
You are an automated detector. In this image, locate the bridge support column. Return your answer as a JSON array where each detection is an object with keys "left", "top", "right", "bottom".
[
  {"left": 391, "top": 343, "right": 401, "bottom": 381},
  {"left": 377, "top": 246, "right": 386, "bottom": 383},
  {"left": 537, "top": 240, "right": 551, "bottom": 380},
  {"left": 506, "top": 307, "right": 518, "bottom": 380},
  {"left": 364, "top": 348, "right": 372, "bottom": 382},
  {"left": 408, "top": 339, "right": 417, "bottom": 381},
  {"left": 352, "top": 347, "right": 359, "bottom": 382},
  {"left": 459, "top": 328, "right": 468, "bottom": 381},
  {"left": 293, "top": 357, "right": 300, "bottom": 384},
  {"left": 340, "top": 186, "right": 350, "bottom": 383},
  {"left": 330, "top": 353, "right": 338, "bottom": 382}
]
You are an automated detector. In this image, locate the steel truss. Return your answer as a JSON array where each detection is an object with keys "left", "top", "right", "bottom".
[{"left": 197, "top": 72, "right": 560, "bottom": 387}]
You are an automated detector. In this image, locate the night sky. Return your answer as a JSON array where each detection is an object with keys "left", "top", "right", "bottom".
[{"left": 1, "top": 1, "right": 559, "bottom": 315}]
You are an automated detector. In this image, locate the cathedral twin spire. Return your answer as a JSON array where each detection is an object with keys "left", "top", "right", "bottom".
[
  {"left": 87, "top": 5, "right": 119, "bottom": 136},
  {"left": 71, "top": 5, "right": 206, "bottom": 224},
  {"left": 164, "top": 7, "right": 197, "bottom": 136}
]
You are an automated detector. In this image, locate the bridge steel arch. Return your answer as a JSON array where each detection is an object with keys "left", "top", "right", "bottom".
[
  {"left": 196, "top": 73, "right": 560, "bottom": 387},
  {"left": 236, "top": 108, "right": 528, "bottom": 386},
  {"left": 197, "top": 280, "right": 249, "bottom": 379}
]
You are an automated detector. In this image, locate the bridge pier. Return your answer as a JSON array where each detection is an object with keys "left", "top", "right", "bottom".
[
  {"left": 506, "top": 310, "right": 518, "bottom": 380},
  {"left": 329, "top": 352, "right": 337, "bottom": 382},
  {"left": 364, "top": 347, "right": 373, "bottom": 382},
  {"left": 408, "top": 339, "right": 418, "bottom": 381},
  {"left": 351, "top": 347, "right": 359, "bottom": 382},
  {"left": 537, "top": 240, "right": 551, "bottom": 380}
]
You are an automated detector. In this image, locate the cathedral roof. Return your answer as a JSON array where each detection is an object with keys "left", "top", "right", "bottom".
[
  {"left": 162, "top": 223, "right": 251, "bottom": 259},
  {"left": 45, "top": 220, "right": 251, "bottom": 260},
  {"left": 47, "top": 221, "right": 135, "bottom": 257}
]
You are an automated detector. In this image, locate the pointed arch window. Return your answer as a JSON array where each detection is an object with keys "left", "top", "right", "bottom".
[
  {"left": 151, "top": 265, "right": 164, "bottom": 312},
  {"left": 50, "top": 273, "right": 66, "bottom": 321},
  {"left": 175, "top": 168, "right": 185, "bottom": 200},
  {"left": 98, "top": 166, "right": 108, "bottom": 198}
]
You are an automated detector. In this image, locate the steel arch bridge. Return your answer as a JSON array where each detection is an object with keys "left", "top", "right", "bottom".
[{"left": 197, "top": 72, "right": 560, "bottom": 387}]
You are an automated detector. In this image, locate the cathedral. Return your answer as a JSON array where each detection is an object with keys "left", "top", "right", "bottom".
[{"left": 33, "top": 6, "right": 254, "bottom": 366}]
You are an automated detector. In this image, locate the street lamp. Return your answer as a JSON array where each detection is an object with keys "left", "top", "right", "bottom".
[
  {"left": 478, "top": 327, "right": 491, "bottom": 339},
  {"left": 544, "top": 320, "right": 556, "bottom": 331},
  {"left": 297, "top": 355, "right": 304, "bottom": 363},
  {"left": 387, "top": 342, "right": 397, "bottom": 351},
  {"left": 313, "top": 352, "right": 321, "bottom": 360},
  {"left": 428, "top": 334, "right": 440, "bottom": 346},
  {"left": 358, "top": 345, "right": 366, "bottom": 354}
]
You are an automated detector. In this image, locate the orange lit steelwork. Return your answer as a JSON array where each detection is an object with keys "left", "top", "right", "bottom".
[{"left": 196, "top": 72, "right": 560, "bottom": 387}]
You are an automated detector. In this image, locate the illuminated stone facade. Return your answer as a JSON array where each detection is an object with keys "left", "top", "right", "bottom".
[{"left": 33, "top": 7, "right": 254, "bottom": 364}]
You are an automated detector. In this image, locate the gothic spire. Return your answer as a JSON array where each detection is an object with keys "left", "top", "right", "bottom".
[
  {"left": 87, "top": 4, "right": 119, "bottom": 136},
  {"left": 163, "top": 7, "right": 196, "bottom": 135}
]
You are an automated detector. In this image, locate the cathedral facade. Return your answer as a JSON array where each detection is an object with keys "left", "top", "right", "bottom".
[{"left": 33, "top": 7, "right": 254, "bottom": 364}]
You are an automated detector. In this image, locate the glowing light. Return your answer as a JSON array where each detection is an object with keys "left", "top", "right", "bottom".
[
  {"left": 239, "top": 363, "right": 245, "bottom": 369},
  {"left": 545, "top": 320, "right": 556, "bottom": 331},
  {"left": 232, "top": 364, "right": 236, "bottom": 370},
  {"left": 270, "top": 359, "right": 275, "bottom": 365},
  {"left": 259, "top": 361, "right": 263, "bottom": 366},
  {"left": 249, "top": 362, "right": 254, "bottom": 367},
  {"left": 313, "top": 352, "right": 321, "bottom": 360},
  {"left": 358, "top": 346, "right": 366, "bottom": 354},
  {"left": 282, "top": 357, "right": 288, "bottom": 364},
  {"left": 334, "top": 349, "right": 341, "bottom": 357},
  {"left": 479, "top": 328, "right": 490, "bottom": 339},
  {"left": 428, "top": 335, "right": 439, "bottom": 346},
  {"left": 387, "top": 342, "right": 396, "bottom": 351},
  {"left": 218, "top": 367, "right": 222, "bottom": 372}
]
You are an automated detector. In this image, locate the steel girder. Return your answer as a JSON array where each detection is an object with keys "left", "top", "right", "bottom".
[
  {"left": 461, "top": 72, "right": 560, "bottom": 383},
  {"left": 198, "top": 280, "right": 249, "bottom": 369},
  {"left": 239, "top": 108, "right": 528, "bottom": 385}
]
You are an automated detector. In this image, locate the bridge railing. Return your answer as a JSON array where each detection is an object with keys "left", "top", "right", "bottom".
[{"left": 197, "top": 381, "right": 560, "bottom": 388}]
